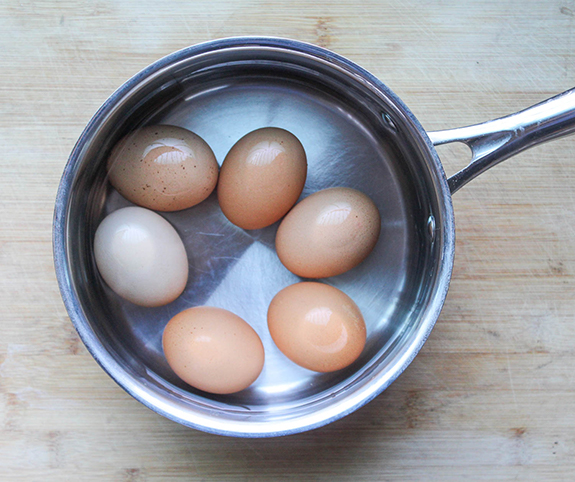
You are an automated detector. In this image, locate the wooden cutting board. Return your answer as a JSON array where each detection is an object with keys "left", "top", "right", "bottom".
[{"left": 1, "top": 1, "right": 574, "bottom": 480}]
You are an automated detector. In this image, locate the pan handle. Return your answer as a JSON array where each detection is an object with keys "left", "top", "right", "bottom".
[{"left": 427, "top": 88, "right": 575, "bottom": 194}]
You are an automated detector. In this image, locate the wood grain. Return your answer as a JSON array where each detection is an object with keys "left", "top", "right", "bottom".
[{"left": 1, "top": 0, "right": 574, "bottom": 480}]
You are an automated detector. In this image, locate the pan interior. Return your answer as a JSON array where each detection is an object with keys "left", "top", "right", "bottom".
[{"left": 64, "top": 45, "right": 444, "bottom": 429}]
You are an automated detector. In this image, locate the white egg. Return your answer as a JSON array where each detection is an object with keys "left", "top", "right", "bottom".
[{"left": 94, "top": 206, "right": 188, "bottom": 307}]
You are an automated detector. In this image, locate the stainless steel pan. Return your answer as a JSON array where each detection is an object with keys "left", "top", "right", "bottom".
[{"left": 53, "top": 37, "right": 575, "bottom": 437}]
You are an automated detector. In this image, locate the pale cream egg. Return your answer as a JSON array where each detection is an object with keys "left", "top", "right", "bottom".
[{"left": 93, "top": 206, "right": 188, "bottom": 307}]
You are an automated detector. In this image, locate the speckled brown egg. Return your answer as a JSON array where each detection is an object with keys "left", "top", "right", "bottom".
[
  {"left": 107, "top": 125, "right": 218, "bottom": 211},
  {"left": 275, "top": 187, "right": 381, "bottom": 278},
  {"left": 162, "top": 306, "right": 265, "bottom": 394},
  {"left": 267, "top": 282, "right": 366, "bottom": 372},
  {"left": 217, "top": 127, "right": 307, "bottom": 230}
]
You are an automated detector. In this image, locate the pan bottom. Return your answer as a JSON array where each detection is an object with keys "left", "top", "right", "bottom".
[{"left": 94, "top": 73, "right": 423, "bottom": 409}]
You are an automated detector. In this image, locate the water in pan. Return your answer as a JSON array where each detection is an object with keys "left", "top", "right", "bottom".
[{"left": 98, "top": 75, "right": 415, "bottom": 408}]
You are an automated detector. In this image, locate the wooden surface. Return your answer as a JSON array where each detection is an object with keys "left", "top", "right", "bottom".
[{"left": 1, "top": 0, "right": 574, "bottom": 480}]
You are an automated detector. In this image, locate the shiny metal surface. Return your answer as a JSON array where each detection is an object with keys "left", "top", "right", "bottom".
[
  {"left": 429, "top": 88, "right": 575, "bottom": 193},
  {"left": 53, "top": 37, "right": 455, "bottom": 437}
]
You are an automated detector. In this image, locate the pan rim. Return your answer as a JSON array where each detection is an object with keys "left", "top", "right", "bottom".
[{"left": 53, "top": 36, "right": 455, "bottom": 437}]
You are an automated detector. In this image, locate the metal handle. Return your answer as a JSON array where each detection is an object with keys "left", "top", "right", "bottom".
[{"left": 428, "top": 88, "right": 575, "bottom": 194}]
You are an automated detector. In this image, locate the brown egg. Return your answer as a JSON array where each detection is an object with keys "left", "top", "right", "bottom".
[
  {"left": 275, "top": 187, "right": 381, "bottom": 278},
  {"left": 162, "top": 306, "right": 265, "bottom": 394},
  {"left": 107, "top": 125, "right": 218, "bottom": 211},
  {"left": 267, "top": 282, "right": 366, "bottom": 372},
  {"left": 217, "top": 127, "right": 307, "bottom": 230}
]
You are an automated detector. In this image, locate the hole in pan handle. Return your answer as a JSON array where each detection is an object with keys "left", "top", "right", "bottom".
[{"left": 427, "top": 88, "right": 575, "bottom": 194}]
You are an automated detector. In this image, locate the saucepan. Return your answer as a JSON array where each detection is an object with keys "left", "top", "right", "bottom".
[{"left": 53, "top": 37, "right": 575, "bottom": 437}]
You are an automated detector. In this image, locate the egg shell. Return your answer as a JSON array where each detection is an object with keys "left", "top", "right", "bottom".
[
  {"left": 217, "top": 127, "right": 307, "bottom": 230},
  {"left": 267, "top": 282, "right": 366, "bottom": 372},
  {"left": 275, "top": 187, "right": 381, "bottom": 278},
  {"left": 107, "top": 125, "right": 218, "bottom": 211},
  {"left": 93, "top": 206, "right": 188, "bottom": 307},
  {"left": 162, "top": 306, "right": 265, "bottom": 394}
]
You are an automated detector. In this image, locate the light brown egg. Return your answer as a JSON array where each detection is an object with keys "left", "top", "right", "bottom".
[
  {"left": 217, "top": 127, "right": 307, "bottom": 230},
  {"left": 267, "top": 282, "right": 366, "bottom": 372},
  {"left": 107, "top": 125, "right": 218, "bottom": 211},
  {"left": 162, "top": 307, "right": 265, "bottom": 394},
  {"left": 275, "top": 187, "right": 381, "bottom": 278},
  {"left": 93, "top": 206, "right": 188, "bottom": 307}
]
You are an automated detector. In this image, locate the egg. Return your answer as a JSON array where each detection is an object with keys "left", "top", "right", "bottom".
[
  {"left": 275, "top": 187, "right": 381, "bottom": 278},
  {"left": 217, "top": 127, "right": 307, "bottom": 230},
  {"left": 267, "top": 282, "right": 366, "bottom": 372},
  {"left": 107, "top": 125, "right": 218, "bottom": 211},
  {"left": 162, "top": 306, "right": 265, "bottom": 394},
  {"left": 93, "top": 206, "right": 188, "bottom": 307}
]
